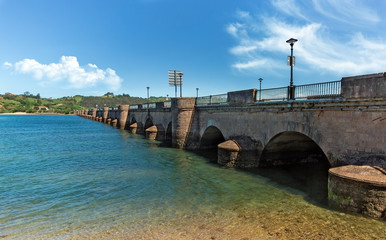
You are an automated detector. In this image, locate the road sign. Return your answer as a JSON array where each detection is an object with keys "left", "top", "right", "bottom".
[
  {"left": 168, "top": 70, "right": 183, "bottom": 86},
  {"left": 168, "top": 70, "right": 183, "bottom": 97}
]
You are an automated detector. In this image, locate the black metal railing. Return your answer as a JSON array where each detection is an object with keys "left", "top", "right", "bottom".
[
  {"left": 196, "top": 93, "right": 228, "bottom": 106},
  {"left": 256, "top": 87, "right": 288, "bottom": 102},
  {"left": 294, "top": 80, "right": 341, "bottom": 100},
  {"left": 164, "top": 101, "right": 171, "bottom": 108},
  {"left": 142, "top": 103, "right": 156, "bottom": 109},
  {"left": 255, "top": 80, "right": 341, "bottom": 102}
]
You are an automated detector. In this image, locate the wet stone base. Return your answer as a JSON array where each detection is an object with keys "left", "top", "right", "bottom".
[{"left": 328, "top": 165, "right": 386, "bottom": 219}]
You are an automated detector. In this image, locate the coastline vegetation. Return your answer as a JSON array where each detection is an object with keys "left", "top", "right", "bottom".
[{"left": 0, "top": 92, "right": 166, "bottom": 114}]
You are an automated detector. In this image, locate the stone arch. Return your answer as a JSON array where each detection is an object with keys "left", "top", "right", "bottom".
[
  {"left": 200, "top": 126, "right": 225, "bottom": 150},
  {"left": 259, "top": 131, "right": 329, "bottom": 167},
  {"left": 259, "top": 131, "right": 331, "bottom": 204}
]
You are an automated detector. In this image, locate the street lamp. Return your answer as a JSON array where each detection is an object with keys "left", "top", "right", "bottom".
[
  {"left": 286, "top": 38, "right": 298, "bottom": 100},
  {"left": 146, "top": 86, "right": 150, "bottom": 108},
  {"left": 178, "top": 72, "right": 183, "bottom": 97},
  {"left": 258, "top": 78, "right": 263, "bottom": 101},
  {"left": 196, "top": 88, "right": 199, "bottom": 98}
]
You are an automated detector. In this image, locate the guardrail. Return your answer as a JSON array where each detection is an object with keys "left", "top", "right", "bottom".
[
  {"left": 295, "top": 80, "right": 341, "bottom": 100},
  {"left": 164, "top": 101, "right": 171, "bottom": 108},
  {"left": 255, "top": 80, "right": 342, "bottom": 102},
  {"left": 142, "top": 103, "right": 156, "bottom": 109},
  {"left": 93, "top": 81, "right": 342, "bottom": 109},
  {"left": 256, "top": 87, "right": 288, "bottom": 102},
  {"left": 196, "top": 94, "right": 228, "bottom": 106}
]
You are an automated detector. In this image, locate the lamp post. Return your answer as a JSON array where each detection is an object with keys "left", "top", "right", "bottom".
[
  {"left": 286, "top": 38, "right": 298, "bottom": 100},
  {"left": 258, "top": 78, "right": 263, "bottom": 101},
  {"left": 196, "top": 88, "right": 199, "bottom": 98},
  {"left": 146, "top": 86, "right": 150, "bottom": 108},
  {"left": 178, "top": 72, "right": 183, "bottom": 97}
]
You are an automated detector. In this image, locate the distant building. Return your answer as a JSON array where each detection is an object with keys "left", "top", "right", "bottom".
[{"left": 38, "top": 106, "right": 49, "bottom": 111}]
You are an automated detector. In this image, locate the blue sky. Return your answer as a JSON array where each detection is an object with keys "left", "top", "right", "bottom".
[{"left": 1, "top": 0, "right": 385, "bottom": 98}]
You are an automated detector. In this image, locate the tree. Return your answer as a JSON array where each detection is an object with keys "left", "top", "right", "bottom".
[{"left": 104, "top": 92, "right": 114, "bottom": 97}]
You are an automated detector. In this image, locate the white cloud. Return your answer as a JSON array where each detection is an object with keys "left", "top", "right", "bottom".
[
  {"left": 236, "top": 10, "right": 251, "bottom": 19},
  {"left": 3, "top": 62, "right": 12, "bottom": 68},
  {"left": 8, "top": 56, "right": 122, "bottom": 90},
  {"left": 233, "top": 59, "right": 267, "bottom": 70},
  {"left": 230, "top": 45, "right": 257, "bottom": 55},
  {"left": 312, "top": 0, "right": 380, "bottom": 24},
  {"left": 271, "top": 0, "right": 308, "bottom": 20},
  {"left": 227, "top": 3, "right": 386, "bottom": 76}
]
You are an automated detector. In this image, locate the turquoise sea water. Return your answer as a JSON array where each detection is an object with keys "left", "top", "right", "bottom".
[{"left": 0, "top": 115, "right": 384, "bottom": 239}]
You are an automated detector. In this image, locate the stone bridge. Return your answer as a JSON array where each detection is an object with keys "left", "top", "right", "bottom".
[
  {"left": 80, "top": 72, "right": 385, "bottom": 169},
  {"left": 78, "top": 72, "right": 385, "bottom": 218}
]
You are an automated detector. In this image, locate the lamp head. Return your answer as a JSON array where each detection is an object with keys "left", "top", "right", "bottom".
[{"left": 286, "top": 38, "right": 298, "bottom": 45}]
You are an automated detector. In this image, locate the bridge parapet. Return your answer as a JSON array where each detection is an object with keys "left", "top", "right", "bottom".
[
  {"left": 228, "top": 89, "right": 256, "bottom": 106},
  {"left": 342, "top": 72, "right": 386, "bottom": 99}
]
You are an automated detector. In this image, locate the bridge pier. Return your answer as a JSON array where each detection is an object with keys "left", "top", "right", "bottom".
[
  {"left": 103, "top": 107, "right": 109, "bottom": 123},
  {"left": 218, "top": 140, "right": 241, "bottom": 167},
  {"left": 171, "top": 97, "right": 196, "bottom": 149},
  {"left": 91, "top": 108, "right": 97, "bottom": 120},
  {"left": 118, "top": 105, "right": 130, "bottom": 130},
  {"left": 129, "top": 122, "right": 144, "bottom": 134},
  {"left": 145, "top": 126, "right": 158, "bottom": 140},
  {"left": 111, "top": 118, "right": 118, "bottom": 127},
  {"left": 328, "top": 165, "right": 385, "bottom": 219}
]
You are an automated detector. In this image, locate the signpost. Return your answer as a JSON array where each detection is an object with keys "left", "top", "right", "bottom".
[{"left": 168, "top": 70, "right": 183, "bottom": 97}]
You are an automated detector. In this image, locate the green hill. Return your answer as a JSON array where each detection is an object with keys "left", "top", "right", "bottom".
[{"left": 0, "top": 92, "right": 166, "bottom": 114}]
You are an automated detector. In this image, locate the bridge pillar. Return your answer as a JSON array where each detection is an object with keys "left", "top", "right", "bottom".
[
  {"left": 328, "top": 165, "right": 386, "bottom": 219},
  {"left": 103, "top": 107, "right": 109, "bottom": 123},
  {"left": 218, "top": 140, "right": 241, "bottom": 167},
  {"left": 129, "top": 122, "right": 137, "bottom": 134},
  {"left": 171, "top": 97, "right": 196, "bottom": 149},
  {"left": 145, "top": 125, "right": 158, "bottom": 140},
  {"left": 118, "top": 105, "right": 130, "bottom": 130},
  {"left": 91, "top": 108, "right": 97, "bottom": 120},
  {"left": 111, "top": 119, "right": 118, "bottom": 127}
]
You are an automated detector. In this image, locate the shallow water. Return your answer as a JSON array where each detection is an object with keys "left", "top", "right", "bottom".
[{"left": 0, "top": 115, "right": 384, "bottom": 239}]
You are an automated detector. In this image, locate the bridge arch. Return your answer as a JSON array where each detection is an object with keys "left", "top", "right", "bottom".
[
  {"left": 128, "top": 116, "right": 144, "bottom": 134},
  {"left": 130, "top": 117, "right": 137, "bottom": 124},
  {"left": 259, "top": 131, "right": 329, "bottom": 167},
  {"left": 200, "top": 126, "right": 225, "bottom": 150},
  {"left": 144, "top": 118, "right": 154, "bottom": 131},
  {"left": 166, "top": 122, "right": 172, "bottom": 142}
]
